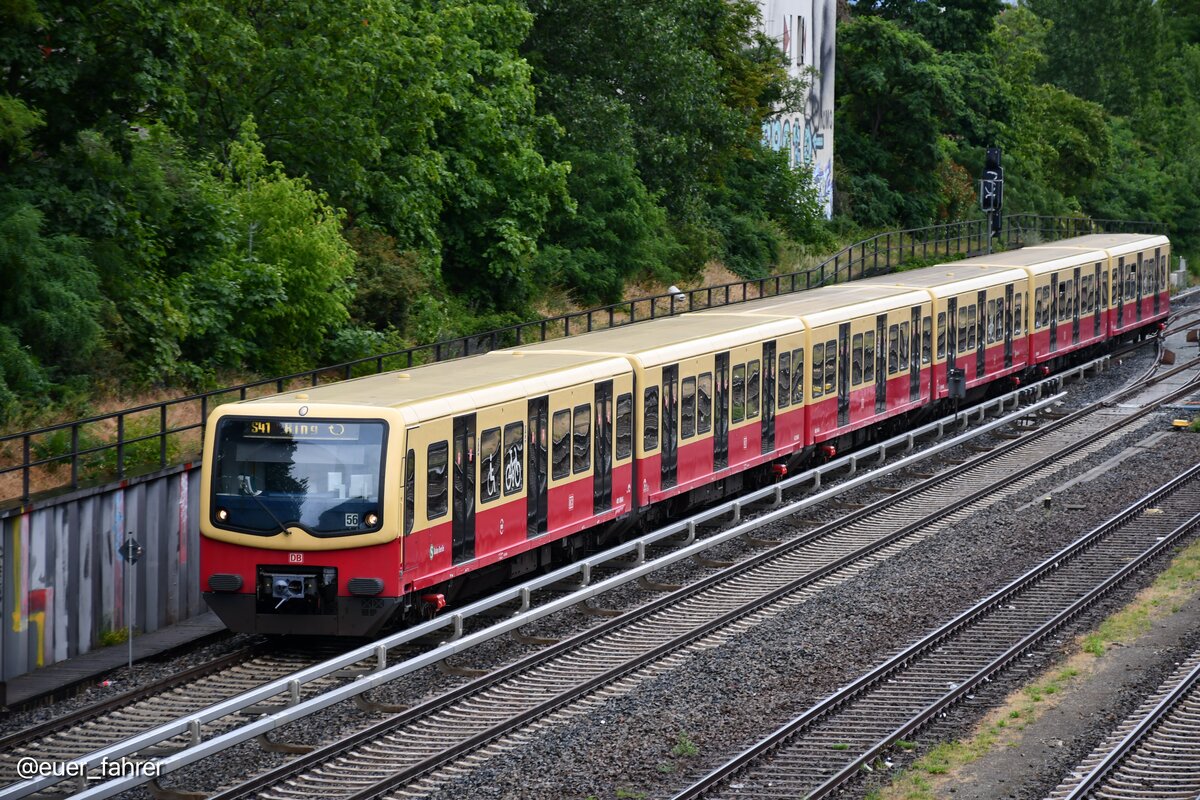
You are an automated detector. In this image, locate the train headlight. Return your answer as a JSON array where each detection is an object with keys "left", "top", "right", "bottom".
[
  {"left": 365, "top": 511, "right": 380, "bottom": 527},
  {"left": 216, "top": 507, "right": 229, "bottom": 522}
]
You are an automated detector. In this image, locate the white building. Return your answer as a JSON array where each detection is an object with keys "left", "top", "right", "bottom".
[{"left": 758, "top": 0, "right": 836, "bottom": 218}]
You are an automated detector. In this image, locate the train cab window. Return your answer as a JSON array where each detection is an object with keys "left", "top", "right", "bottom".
[
  {"left": 898, "top": 322, "right": 909, "bottom": 367},
  {"left": 479, "top": 427, "right": 502, "bottom": 503},
  {"left": 810, "top": 344, "right": 824, "bottom": 398},
  {"left": 615, "top": 393, "right": 633, "bottom": 459},
  {"left": 790, "top": 349, "right": 804, "bottom": 404},
  {"left": 572, "top": 404, "right": 591, "bottom": 473},
  {"left": 503, "top": 422, "right": 524, "bottom": 495},
  {"left": 937, "top": 312, "right": 946, "bottom": 358},
  {"left": 851, "top": 333, "right": 864, "bottom": 385},
  {"left": 922, "top": 317, "right": 932, "bottom": 364},
  {"left": 863, "top": 331, "right": 876, "bottom": 383},
  {"left": 552, "top": 410, "right": 571, "bottom": 479},
  {"left": 643, "top": 387, "right": 660, "bottom": 451},
  {"left": 823, "top": 340, "right": 836, "bottom": 395},
  {"left": 746, "top": 360, "right": 761, "bottom": 419},
  {"left": 426, "top": 441, "right": 449, "bottom": 520},
  {"left": 732, "top": 364, "right": 747, "bottom": 421},
  {"left": 697, "top": 374, "right": 712, "bottom": 433},
  {"left": 986, "top": 300, "right": 996, "bottom": 343},
  {"left": 888, "top": 325, "right": 900, "bottom": 374},
  {"left": 967, "top": 306, "right": 977, "bottom": 350},
  {"left": 1014, "top": 293, "right": 1023, "bottom": 335},
  {"left": 778, "top": 353, "right": 792, "bottom": 409},
  {"left": 404, "top": 449, "right": 415, "bottom": 535},
  {"left": 681, "top": 377, "right": 697, "bottom": 439}
]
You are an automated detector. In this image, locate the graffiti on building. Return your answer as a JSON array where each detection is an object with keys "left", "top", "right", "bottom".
[{"left": 759, "top": 0, "right": 836, "bottom": 217}]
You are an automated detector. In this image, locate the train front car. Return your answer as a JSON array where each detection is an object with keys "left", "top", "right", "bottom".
[{"left": 200, "top": 403, "right": 405, "bottom": 636}]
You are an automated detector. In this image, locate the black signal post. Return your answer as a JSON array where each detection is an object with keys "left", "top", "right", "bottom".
[{"left": 980, "top": 147, "right": 1004, "bottom": 249}]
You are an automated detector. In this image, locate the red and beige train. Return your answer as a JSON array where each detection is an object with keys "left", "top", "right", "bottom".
[{"left": 200, "top": 233, "right": 1171, "bottom": 635}]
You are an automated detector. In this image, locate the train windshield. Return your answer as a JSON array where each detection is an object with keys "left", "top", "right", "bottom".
[{"left": 211, "top": 417, "right": 386, "bottom": 535}]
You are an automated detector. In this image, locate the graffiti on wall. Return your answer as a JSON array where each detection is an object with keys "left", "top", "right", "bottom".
[{"left": 758, "top": 0, "right": 836, "bottom": 218}]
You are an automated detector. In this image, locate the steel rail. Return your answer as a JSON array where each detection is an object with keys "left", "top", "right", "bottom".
[
  {"left": 674, "top": 462, "right": 1200, "bottom": 799},
  {"left": 1058, "top": 656, "right": 1200, "bottom": 799}
]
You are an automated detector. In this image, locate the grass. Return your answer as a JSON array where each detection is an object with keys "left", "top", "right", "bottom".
[
  {"left": 671, "top": 732, "right": 700, "bottom": 758},
  {"left": 615, "top": 789, "right": 646, "bottom": 800}
]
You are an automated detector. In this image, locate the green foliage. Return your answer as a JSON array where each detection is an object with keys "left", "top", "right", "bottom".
[{"left": 670, "top": 733, "right": 700, "bottom": 758}]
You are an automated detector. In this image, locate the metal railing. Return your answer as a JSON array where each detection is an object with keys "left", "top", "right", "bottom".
[{"left": 0, "top": 214, "right": 1166, "bottom": 505}]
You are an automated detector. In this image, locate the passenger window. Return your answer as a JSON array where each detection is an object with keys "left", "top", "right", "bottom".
[
  {"left": 811, "top": 344, "right": 824, "bottom": 398},
  {"left": 426, "top": 441, "right": 448, "bottom": 520},
  {"left": 1058, "top": 283, "right": 1068, "bottom": 321},
  {"left": 937, "top": 312, "right": 946, "bottom": 358},
  {"left": 1014, "top": 293, "right": 1023, "bottom": 335},
  {"left": 681, "top": 377, "right": 697, "bottom": 439},
  {"left": 898, "top": 322, "right": 909, "bottom": 367},
  {"left": 404, "top": 449, "right": 415, "bottom": 535},
  {"left": 552, "top": 410, "right": 571, "bottom": 479},
  {"left": 697, "top": 374, "right": 712, "bottom": 433},
  {"left": 888, "top": 324, "right": 900, "bottom": 374},
  {"left": 746, "top": 360, "right": 760, "bottom": 419},
  {"left": 479, "top": 426, "right": 502, "bottom": 503},
  {"left": 852, "top": 333, "right": 864, "bottom": 385},
  {"left": 778, "top": 353, "right": 792, "bottom": 409},
  {"left": 864, "top": 331, "right": 876, "bottom": 383},
  {"left": 503, "top": 422, "right": 524, "bottom": 495},
  {"left": 643, "top": 387, "right": 659, "bottom": 450},
  {"left": 1101, "top": 271, "right": 1108, "bottom": 306},
  {"left": 615, "top": 393, "right": 633, "bottom": 459},
  {"left": 958, "top": 309, "right": 968, "bottom": 351},
  {"left": 922, "top": 316, "right": 932, "bottom": 363},
  {"left": 967, "top": 306, "right": 977, "bottom": 350},
  {"left": 573, "top": 404, "right": 591, "bottom": 473},
  {"left": 823, "top": 339, "right": 836, "bottom": 395},
  {"left": 791, "top": 348, "right": 805, "bottom": 404},
  {"left": 986, "top": 300, "right": 996, "bottom": 343},
  {"left": 1034, "top": 289, "right": 1044, "bottom": 328},
  {"left": 732, "top": 364, "right": 746, "bottom": 422}
]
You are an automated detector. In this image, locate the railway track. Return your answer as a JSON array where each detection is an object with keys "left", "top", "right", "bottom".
[
  {"left": 4, "top": 345, "right": 1190, "bottom": 800},
  {"left": 187, "top": 365, "right": 1200, "bottom": 800},
  {"left": 1047, "top": 651, "right": 1200, "bottom": 799},
  {"left": 0, "top": 642, "right": 358, "bottom": 794},
  {"left": 674, "top": 461, "right": 1200, "bottom": 799}
]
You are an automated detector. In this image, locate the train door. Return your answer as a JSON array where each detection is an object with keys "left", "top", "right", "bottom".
[
  {"left": 1072, "top": 266, "right": 1081, "bottom": 344},
  {"left": 1154, "top": 248, "right": 1163, "bottom": 315},
  {"left": 526, "top": 397, "right": 548, "bottom": 538},
  {"left": 1136, "top": 252, "right": 1145, "bottom": 321},
  {"left": 1049, "top": 274, "right": 1059, "bottom": 352},
  {"left": 874, "top": 314, "right": 887, "bottom": 413},
  {"left": 714, "top": 353, "right": 729, "bottom": 470},
  {"left": 909, "top": 307, "right": 921, "bottom": 401},
  {"left": 975, "top": 291, "right": 986, "bottom": 377},
  {"left": 1116, "top": 256, "right": 1125, "bottom": 328},
  {"left": 1004, "top": 284, "right": 1014, "bottom": 369},
  {"left": 946, "top": 298, "right": 958, "bottom": 382},
  {"left": 836, "top": 326, "right": 850, "bottom": 428},
  {"left": 1093, "top": 263, "right": 1103, "bottom": 336},
  {"left": 661, "top": 364, "right": 678, "bottom": 489},
  {"left": 593, "top": 381, "right": 613, "bottom": 512},
  {"left": 762, "top": 341, "right": 778, "bottom": 452},
  {"left": 452, "top": 414, "right": 476, "bottom": 563}
]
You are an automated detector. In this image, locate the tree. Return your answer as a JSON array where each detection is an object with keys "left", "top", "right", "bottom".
[{"left": 850, "top": 0, "right": 1004, "bottom": 53}]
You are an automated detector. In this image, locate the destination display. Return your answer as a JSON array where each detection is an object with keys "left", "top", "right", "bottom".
[{"left": 240, "top": 419, "right": 366, "bottom": 441}]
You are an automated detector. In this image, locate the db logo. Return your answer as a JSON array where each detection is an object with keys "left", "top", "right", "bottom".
[{"left": 288, "top": 553, "right": 304, "bottom": 563}]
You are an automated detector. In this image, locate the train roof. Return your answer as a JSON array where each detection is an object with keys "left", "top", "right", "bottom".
[
  {"left": 1025, "top": 232, "right": 1170, "bottom": 256},
  {"left": 853, "top": 260, "right": 1030, "bottom": 296},
  {"left": 692, "top": 283, "right": 930, "bottom": 328},
  {"left": 221, "top": 349, "right": 631, "bottom": 426},
  {"left": 509, "top": 312, "right": 804, "bottom": 366}
]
